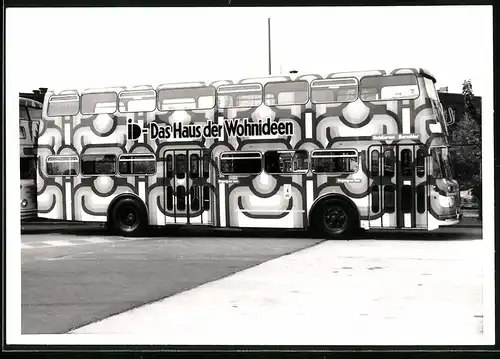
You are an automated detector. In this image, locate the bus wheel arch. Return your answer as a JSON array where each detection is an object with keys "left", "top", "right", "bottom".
[
  {"left": 107, "top": 194, "right": 149, "bottom": 236},
  {"left": 308, "top": 194, "right": 360, "bottom": 239}
]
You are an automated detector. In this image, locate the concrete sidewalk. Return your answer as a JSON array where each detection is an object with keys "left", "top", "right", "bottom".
[{"left": 69, "top": 239, "right": 486, "bottom": 346}]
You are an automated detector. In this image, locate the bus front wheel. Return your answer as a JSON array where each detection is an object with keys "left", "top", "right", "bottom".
[
  {"left": 109, "top": 197, "right": 147, "bottom": 237},
  {"left": 312, "top": 198, "right": 358, "bottom": 239}
]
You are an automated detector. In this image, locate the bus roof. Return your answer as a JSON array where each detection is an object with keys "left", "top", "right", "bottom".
[
  {"left": 19, "top": 97, "right": 43, "bottom": 109},
  {"left": 44, "top": 67, "right": 438, "bottom": 96}
]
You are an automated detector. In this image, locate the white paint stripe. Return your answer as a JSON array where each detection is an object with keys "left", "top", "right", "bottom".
[
  {"left": 43, "top": 240, "right": 74, "bottom": 247},
  {"left": 219, "top": 183, "right": 226, "bottom": 227},
  {"left": 404, "top": 180, "right": 411, "bottom": 185},
  {"left": 382, "top": 213, "right": 395, "bottom": 227},
  {"left": 46, "top": 252, "right": 93, "bottom": 261},
  {"left": 84, "top": 238, "right": 112, "bottom": 244},
  {"left": 65, "top": 181, "right": 72, "bottom": 221},
  {"left": 202, "top": 210, "right": 209, "bottom": 224},
  {"left": 189, "top": 215, "right": 202, "bottom": 224},
  {"left": 305, "top": 112, "right": 312, "bottom": 138},
  {"left": 64, "top": 122, "right": 71, "bottom": 145},
  {"left": 402, "top": 108, "right": 411, "bottom": 134},
  {"left": 306, "top": 180, "right": 313, "bottom": 215},
  {"left": 137, "top": 119, "right": 144, "bottom": 143},
  {"left": 218, "top": 116, "right": 225, "bottom": 141},
  {"left": 139, "top": 182, "right": 146, "bottom": 203},
  {"left": 157, "top": 205, "right": 164, "bottom": 226},
  {"left": 404, "top": 213, "right": 412, "bottom": 228},
  {"left": 21, "top": 244, "right": 33, "bottom": 249}
]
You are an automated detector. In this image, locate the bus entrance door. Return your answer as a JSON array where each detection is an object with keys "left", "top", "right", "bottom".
[
  {"left": 163, "top": 149, "right": 213, "bottom": 225},
  {"left": 367, "top": 144, "right": 428, "bottom": 229}
]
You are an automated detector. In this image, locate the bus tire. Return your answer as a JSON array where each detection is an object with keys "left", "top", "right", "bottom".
[
  {"left": 311, "top": 198, "right": 358, "bottom": 239},
  {"left": 109, "top": 197, "right": 147, "bottom": 237}
]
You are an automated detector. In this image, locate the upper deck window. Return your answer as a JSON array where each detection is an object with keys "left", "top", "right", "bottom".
[
  {"left": 311, "top": 78, "right": 359, "bottom": 104},
  {"left": 360, "top": 74, "right": 419, "bottom": 101},
  {"left": 217, "top": 84, "right": 263, "bottom": 108},
  {"left": 118, "top": 89, "right": 157, "bottom": 113},
  {"left": 81, "top": 92, "right": 118, "bottom": 115},
  {"left": 157, "top": 86, "right": 216, "bottom": 111},
  {"left": 47, "top": 94, "right": 79, "bottom": 117},
  {"left": 264, "top": 81, "right": 309, "bottom": 106}
]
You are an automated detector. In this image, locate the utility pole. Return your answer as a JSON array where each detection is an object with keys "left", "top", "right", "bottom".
[{"left": 268, "top": 18, "right": 272, "bottom": 75}]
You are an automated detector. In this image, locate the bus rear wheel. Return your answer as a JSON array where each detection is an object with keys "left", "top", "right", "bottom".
[
  {"left": 109, "top": 197, "right": 147, "bottom": 237},
  {"left": 312, "top": 198, "right": 358, "bottom": 239}
]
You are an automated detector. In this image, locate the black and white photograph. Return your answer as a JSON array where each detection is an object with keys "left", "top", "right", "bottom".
[{"left": 5, "top": 4, "right": 494, "bottom": 347}]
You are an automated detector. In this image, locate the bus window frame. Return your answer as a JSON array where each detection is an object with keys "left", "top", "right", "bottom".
[
  {"left": 157, "top": 85, "right": 216, "bottom": 112},
  {"left": 310, "top": 149, "right": 360, "bottom": 175},
  {"left": 80, "top": 91, "right": 119, "bottom": 115},
  {"left": 264, "top": 80, "right": 310, "bottom": 107},
  {"left": 219, "top": 151, "right": 263, "bottom": 176},
  {"left": 47, "top": 94, "right": 80, "bottom": 117},
  {"left": 359, "top": 73, "right": 420, "bottom": 102},
  {"left": 310, "top": 77, "right": 359, "bottom": 104},
  {"left": 216, "top": 83, "right": 263, "bottom": 109},
  {"left": 45, "top": 155, "right": 80, "bottom": 177},
  {"left": 117, "top": 153, "right": 157, "bottom": 176}
]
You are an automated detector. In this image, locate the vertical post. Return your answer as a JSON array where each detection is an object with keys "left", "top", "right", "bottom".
[{"left": 268, "top": 17, "right": 272, "bottom": 75}]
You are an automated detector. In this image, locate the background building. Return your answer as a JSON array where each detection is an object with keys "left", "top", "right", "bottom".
[
  {"left": 438, "top": 87, "right": 482, "bottom": 126},
  {"left": 19, "top": 88, "right": 47, "bottom": 103}
]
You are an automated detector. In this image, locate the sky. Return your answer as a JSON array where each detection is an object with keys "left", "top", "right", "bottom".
[{"left": 6, "top": 6, "right": 493, "bottom": 97}]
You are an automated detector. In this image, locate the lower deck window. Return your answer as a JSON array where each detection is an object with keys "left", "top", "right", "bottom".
[
  {"left": 118, "top": 154, "right": 156, "bottom": 175},
  {"left": 264, "top": 150, "right": 308, "bottom": 174},
  {"left": 46, "top": 155, "right": 79, "bottom": 176},
  {"left": 81, "top": 154, "right": 117, "bottom": 175},
  {"left": 311, "top": 150, "right": 358, "bottom": 174},
  {"left": 220, "top": 152, "right": 262, "bottom": 175}
]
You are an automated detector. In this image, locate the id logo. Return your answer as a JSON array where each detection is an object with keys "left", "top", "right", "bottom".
[{"left": 127, "top": 119, "right": 148, "bottom": 140}]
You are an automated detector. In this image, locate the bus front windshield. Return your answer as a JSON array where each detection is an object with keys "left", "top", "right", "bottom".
[{"left": 430, "top": 146, "right": 454, "bottom": 180}]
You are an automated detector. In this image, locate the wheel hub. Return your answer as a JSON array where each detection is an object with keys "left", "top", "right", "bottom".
[
  {"left": 324, "top": 207, "right": 347, "bottom": 231},
  {"left": 120, "top": 207, "right": 138, "bottom": 228}
]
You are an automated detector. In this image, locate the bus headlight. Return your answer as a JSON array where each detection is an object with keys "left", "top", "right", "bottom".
[
  {"left": 438, "top": 195, "right": 453, "bottom": 208},
  {"left": 21, "top": 199, "right": 28, "bottom": 208}
]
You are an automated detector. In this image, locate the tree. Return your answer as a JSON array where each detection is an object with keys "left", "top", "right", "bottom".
[{"left": 448, "top": 79, "right": 482, "bottom": 219}]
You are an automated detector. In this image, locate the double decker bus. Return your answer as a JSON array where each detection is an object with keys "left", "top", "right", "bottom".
[
  {"left": 36, "top": 67, "right": 461, "bottom": 238},
  {"left": 19, "top": 97, "right": 42, "bottom": 221}
]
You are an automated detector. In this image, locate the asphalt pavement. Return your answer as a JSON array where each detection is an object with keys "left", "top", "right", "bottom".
[
  {"left": 21, "top": 232, "right": 323, "bottom": 334},
  {"left": 20, "top": 221, "right": 484, "bottom": 337}
]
